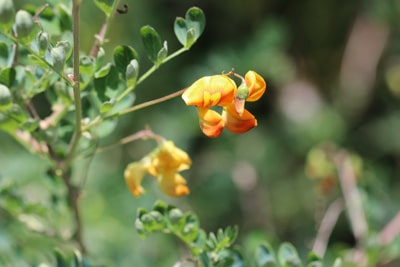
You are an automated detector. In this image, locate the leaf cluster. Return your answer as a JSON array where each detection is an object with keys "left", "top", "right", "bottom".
[{"left": 136, "top": 201, "right": 342, "bottom": 267}]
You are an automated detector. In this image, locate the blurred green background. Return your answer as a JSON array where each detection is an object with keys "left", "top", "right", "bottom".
[{"left": 1, "top": 0, "right": 400, "bottom": 266}]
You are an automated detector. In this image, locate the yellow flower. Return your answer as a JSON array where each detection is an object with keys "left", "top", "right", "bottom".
[
  {"left": 124, "top": 162, "right": 147, "bottom": 197},
  {"left": 124, "top": 140, "right": 192, "bottom": 198},
  {"left": 182, "top": 70, "right": 266, "bottom": 137}
]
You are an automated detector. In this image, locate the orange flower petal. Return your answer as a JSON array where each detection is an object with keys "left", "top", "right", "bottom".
[
  {"left": 197, "top": 107, "right": 225, "bottom": 138},
  {"left": 182, "top": 75, "right": 236, "bottom": 107},
  {"left": 222, "top": 104, "right": 257, "bottom": 133},
  {"left": 158, "top": 172, "right": 190, "bottom": 197},
  {"left": 245, "top": 71, "right": 266, "bottom": 102}
]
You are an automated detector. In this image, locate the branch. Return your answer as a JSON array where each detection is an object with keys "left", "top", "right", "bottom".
[
  {"left": 63, "top": 0, "right": 83, "bottom": 170},
  {"left": 334, "top": 151, "right": 368, "bottom": 242},
  {"left": 380, "top": 211, "right": 400, "bottom": 245},
  {"left": 312, "top": 199, "right": 344, "bottom": 257}
]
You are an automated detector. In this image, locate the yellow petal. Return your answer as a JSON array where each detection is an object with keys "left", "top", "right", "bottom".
[
  {"left": 222, "top": 104, "right": 257, "bottom": 133},
  {"left": 182, "top": 75, "right": 236, "bottom": 107},
  {"left": 197, "top": 107, "right": 225, "bottom": 138},
  {"left": 158, "top": 172, "right": 190, "bottom": 197},
  {"left": 147, "top": 141, "right": 192, "bottom": 176},
  {"left": 245, "top": 71, "right": 266, "bottom": 102},
  {"left": 124, "top": 162, "right": 147, "bottom": 197}
]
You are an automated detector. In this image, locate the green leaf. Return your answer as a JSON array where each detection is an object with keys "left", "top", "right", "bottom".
[
  {"left": 153, "top": 200, "right": 168, "bottom": 214},
  {"left": 135, "top": 218, "right": 147, "bottom": 239},
  {"left": 95, "top": 62, "right": 112, "bottom": 78},
  {"left": 332, "top": 258, "right": 342, "bottom": 267},
  {"left": 51, "top": 45, "right": 66, "bottom": 75},
  {"left": 57, "top": 4, "right": 72, "bottom": 32},
  {"left": 307, "top": 252, "right": 321, "bottom": 263},
  {"left": 125, "top": 59, "right": 139, "bottom": 88},
  {"left": 0, "top": 0, "right": 15, "bottom": 31},
  {"left": 100, "top": 101, "right": 114, "bottom": 113},
  {"left": 307, "top": 262, "right": 322, "bottom": 267},
  {"left": 174, "top": 17, "right": 187, "bottom": 46},
  {"left": 157, "top": 41, "right": 168, "bottom": 65},
  {"left": 278, "top": 243, "right": 302, "bottom": 267},
  {"left": 0, "top": 42, "right": 9, "bottom": 65},
  {"left": 113, "top": 45, "right": 139, "bottom": 77},
  {"left": 80, "top": 56, "right": 95, "bottom": 75},
  {"left": 94, "top": 0, "right": 114, "bottom": 17},
  {"left": 15, "top": 10, "right": 38, "bottom": 43},
  {"left": 140, "top": 25, "right": 162, "bottom": 64},
  {"left": 73, "top": 250, "right": 83, "bottom": 267},
  {"left": 255, "top": 243, "right": 277, "bottom": 267},
  {"left": 54, "top": 249, "right": 68, "bottom": 267},
  {"left": 91, "top": 118, "right": 117, "bottom": 138},
  {"left": 174, "top": 7, "right": 205, "bottom": 48},
  {"left": 0, "top": 67, "right": 16, "bottom": 87},
  {"left": 0, "top": 84, "right": 12, "bottom": 111}
]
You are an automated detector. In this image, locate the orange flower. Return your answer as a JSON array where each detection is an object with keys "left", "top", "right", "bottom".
[
  {"left": 182, "top": 75, "right": 236, "bottom": 107},
  {"left": 124, "top": 140, "right": 191, "bottom": 197},
  {"left": 196, "top": 107, "right": 225, "bottom": 138},
  {"left": 182, "top": 70, "right": 266, "bottom": 137}
]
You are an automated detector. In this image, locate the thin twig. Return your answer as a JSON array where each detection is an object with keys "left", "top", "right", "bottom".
[
  {"left": 82, "top": 88, "right": 186, "bottom": 132},
  {"left": 63, "top": 0, "right": 83, "bottom": 170},
  {"left": 334, "top": 152, "right": 368, "bottom": 242},
  {"left": 59, "top": 0, "right": 86, "bottom": 254},
  {"left": 312, "top": 199, "right": 344, "bottom": 257},
  {"left": 379, "top": 211, "right": 400, "bottom": 245},
  {"left": 89, "top": 0, "right": 121, "bottom": 57},
  {"left": 61, "top": 171, "right": 86, "bottom": 253},
  {"left": 96, "top": 127, "right": 163, "bottom": 153}
]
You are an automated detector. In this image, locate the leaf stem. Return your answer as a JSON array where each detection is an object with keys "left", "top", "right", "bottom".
[
  {"left": 82, "top": 88, "right": 185, "bottom": 132},
  {"left": 116, "top": 47, "right": 188, "bottom": 102},
  {"left": 89, "top": 0, "right": 121, "bottom": 57}
]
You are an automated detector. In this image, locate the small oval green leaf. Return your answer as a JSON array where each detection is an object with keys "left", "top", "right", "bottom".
[
  {"left": 255, "top": 243, "right": 277, "bottom": 267},
  {"left": 94, "top": 0, "right": 114, "bottom": 17},
  {"left": 113, "top": 45, "right": 139, "bottom": 77},
  {"left": 140, "top": 25, "right": 162, "bottom": 64}
]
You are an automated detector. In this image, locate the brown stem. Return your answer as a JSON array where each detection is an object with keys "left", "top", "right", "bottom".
[
  {"left": 61, "top": 171, "right": 86, "bottom": 253},
  {"left": 89, "top": 0, "right": 121, "bottom": 57}
]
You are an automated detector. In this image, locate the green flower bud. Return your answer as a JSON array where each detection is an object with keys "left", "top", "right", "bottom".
[
  {"left": 15, "top": 10, "right": 35, "bottom": 39},
  {"left": 0, "top": 84, "right": 12, "bottom": 111},
  {"left": 51, "top": 46, "right": 66, "bottom": 74},
  {"left": 168, "top": 208, "right": 183, "bottom": 224},
  {"left": 0, "top": 0, "right": 15, "bottom": 29},
  {"left": 37, "top": 31, "right": 49, "bottom": 55}
]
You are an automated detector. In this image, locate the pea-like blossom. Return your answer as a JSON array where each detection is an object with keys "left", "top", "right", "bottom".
[
  {"left": 124, "top": 140, "right": 191, "bottom": 197},
  {"left": 182, "top": 70, "right": 266, "bottom": 137}
]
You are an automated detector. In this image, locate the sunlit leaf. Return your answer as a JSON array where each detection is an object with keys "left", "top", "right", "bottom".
[
  {"left": 0, "top": 67, "right": 16, "bottom": 87},
  {"left": 113, "top": 45, "right": 139, "bottom": 77},
  {"left": 255, "top": 243, "right": 277, "bottom": 267},
  {"left": 94, "top": 0, "right": 114, "bottom": 17},
  {"left": 278, "top": 243, "right": 302, "bottom": 267},
  {"left": 174, "top": 7, "right": 205, "bottom": 48},
  {"left": 140, "top": 25, "right": 162, "bottom": 64}
]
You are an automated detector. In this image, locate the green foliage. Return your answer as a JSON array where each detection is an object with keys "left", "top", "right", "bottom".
[
  {"left": 135, "top": 201, "right": 342, "bottom": 267},
  {"left": 174, "top": 7, "right": 206, "bottom": 49},
  {"left": 1, "top": 0, "right": 400, "bottom": 266}
]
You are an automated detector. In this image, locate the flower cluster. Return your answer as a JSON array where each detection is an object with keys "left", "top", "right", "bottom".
[
  {"left": 124, "top": 140, "right": 192, "bottom": 197},
  {"left": 182, "top": 70, "right": 266, "bottom": 137}
]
